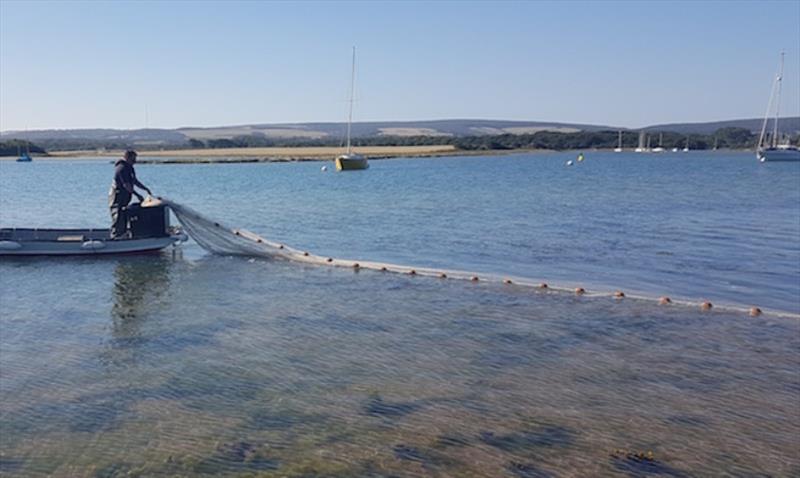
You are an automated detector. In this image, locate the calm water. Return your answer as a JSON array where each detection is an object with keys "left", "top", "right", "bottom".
[{"left": 1, "top": 152, "right": 799, "bottom": 476}]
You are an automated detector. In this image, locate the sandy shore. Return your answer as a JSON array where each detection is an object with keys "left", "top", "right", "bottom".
[{"left": 45, "top": 145, "right": 456, "bottom": 159}]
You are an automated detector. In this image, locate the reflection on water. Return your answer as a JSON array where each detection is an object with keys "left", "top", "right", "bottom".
[
  {"left": 105, "top": 257, "right": 173, "bottom": 366},
  {"left": 0, "top": 255, "right": 798, "bottom": 477}
]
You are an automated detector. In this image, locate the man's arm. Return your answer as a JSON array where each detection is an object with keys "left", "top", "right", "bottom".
[{"left": 133, "top": 178, "right": 151, "bottom": 195}]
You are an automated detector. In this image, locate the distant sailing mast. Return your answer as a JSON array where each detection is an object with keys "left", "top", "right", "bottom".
[{"left": 614, "top": 131, "right": 623, "bottom": 152}]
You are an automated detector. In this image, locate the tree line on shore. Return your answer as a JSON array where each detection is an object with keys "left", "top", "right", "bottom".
[
  {"left": 0, "top": 140, "right": 47, "bottom": 156},
  {"left": 4, "top": 127, "right": 795, "bottom": 154}
]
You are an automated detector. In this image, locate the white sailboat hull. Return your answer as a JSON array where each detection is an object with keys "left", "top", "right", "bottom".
[{"left": 758, "top": 147, "right": 800, "bottom": 162}]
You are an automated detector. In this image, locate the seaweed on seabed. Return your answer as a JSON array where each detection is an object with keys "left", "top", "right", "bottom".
[
  {"left": 609, "top": 449, "right": 687, "bottom": 477},
  {"left": 507, "top": 461, "right": 553, "bottom": 478},
  {"left": 479, "top": 424, "right": 574, "bottom": 452},
  {"left": 363, "top": 394, "right": 419, "bottom": 418},
  {"left": 192, "top": 441, "right": 280, "bottom": 474}
]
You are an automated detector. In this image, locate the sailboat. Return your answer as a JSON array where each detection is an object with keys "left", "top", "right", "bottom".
[
  {"left": 614, "top": 131, "right": 623, "bottom": 152},
  {"left": 634, "top": 131, "right": 647, "bottom": 152},
  {"left": 335, "top": 47, "right": 369, "bottom": 171},
  {"left": 651, "top": 133, "right": 665, "bottom": 153},
  {"left": 682, "top": 137, "right": 689, "bottom": 152},
  {"left": 757, "top": 52, "right": 800, "bottom": 162},
  {"left": 16, "top": 141, "right": 32, "bottom": 162}
]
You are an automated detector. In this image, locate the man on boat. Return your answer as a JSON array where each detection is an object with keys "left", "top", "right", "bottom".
[{"left": 109, "top": 150, "right": 152, "bottom": 239}]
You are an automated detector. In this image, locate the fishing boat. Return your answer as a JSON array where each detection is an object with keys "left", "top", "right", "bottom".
[
  {"left": 757, "top": 52, "right": 800, "bottom": 162},
  {"left": 335, "top": 47, "right": 369, "bottom": 171},
  {"left": 0, "top": 200, "right": 186, "bottom": 256}
]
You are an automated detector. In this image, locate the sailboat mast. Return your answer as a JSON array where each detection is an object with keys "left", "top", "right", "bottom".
[
  {"left": 772, "top": 51, "right": 784, "bottom": 148},
  {"left": 758, "top": 53, "right": 781, "bottom": 150},
  {"left": 346, "top": 46, "right": 356, "bottom": 155}
]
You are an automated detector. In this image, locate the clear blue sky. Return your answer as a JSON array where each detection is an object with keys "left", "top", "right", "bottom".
[{"left": 1, "top": 0, "right": 798, "bottom": 131}]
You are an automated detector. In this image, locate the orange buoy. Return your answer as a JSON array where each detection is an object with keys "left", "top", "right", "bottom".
[
  {"left": 326, "top": 258, "right": 333, "bottom": 263},
  {"left": 408, "top": 269, "right": 417, "bottom": 275},
  {"left": 700, "top": 301, "right": 713, "bottom": 311},
  {"left": 749, "top": 307, "right": 762, "bottom": 317},
  {"left": 538, "top": 283, "right": 548, "bottom": 289},
  {"left": 471, "top": 276, "right": 480, "bottom": 282},
  {"left": 658, "top": 296, "right": 672, "bottom": 305},
  {"left": 614, "top": 291, "right": 625, "bottom": 298},
  {"left": 575, "top": 287, "right": 585, "bottom": 295},
  {"left": 503, "top": 279, "right": 513, "bottom": 284},
  {"left": 439, "top": 273, "right": 447, "bottom": 279}
]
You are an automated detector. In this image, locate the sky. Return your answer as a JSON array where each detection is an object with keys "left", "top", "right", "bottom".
[{"left": 1, "top": 0, "right": 799, "bottom": 131}]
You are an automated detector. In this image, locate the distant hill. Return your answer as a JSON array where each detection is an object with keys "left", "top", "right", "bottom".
[
  {"left": 2, "top": 117, "right": 798, "bottom": 148},
  {"left": 645, "top": 117, "right": 800, "bottom": 135}
]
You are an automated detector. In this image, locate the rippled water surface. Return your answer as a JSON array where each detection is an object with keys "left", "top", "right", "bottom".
[{"left": 1, "top": 153, "right": 799, "bottom": 476}]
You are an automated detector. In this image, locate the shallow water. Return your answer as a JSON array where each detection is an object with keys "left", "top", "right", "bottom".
[
  {"left": 1, "top": 254, "right": 798, "bottom": 477},
  {"left": 1, "top": 152, "right": 799, "bottom": 476}
]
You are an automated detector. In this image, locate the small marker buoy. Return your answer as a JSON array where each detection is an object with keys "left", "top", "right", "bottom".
[
  {"left": 380, "top": 266, "right": 388, "bottom": 271},
  {"left": 279, "top": 245, "right": 284, "bottom": 249},
  {"left": 700, "top": 301, "right": 713, "bottom": 311},
  {"left": 408, "top": 269, "right": 416, "bottom": 275},
  {"left": 439, "top": 273, "right": 447, "bottom": 279},
  {"left": 539, "top": 283, "right": 548, "bottom": 289},
  {"left": 303, "top": 251, "right": 309, "bottom": 256},
  {"left": 352, "top": 263, "right": 360, "bottom": 269},
  {"left": 577, "top": 152, "right": 585, "bottom": 162},
  {"left": 256, "top": 238, "right": 262, "bottom": 243},
  {"left": 321, "top": 165, "right": 328, "bottom": 172},
  {"left": 326, "top": 258, "right": 333, "bottom": 262},
  {"left": 233, "top": 230, "right": 240, "bottom": 236},
  {"left": 471, "top": 276, "right": 480, "bottom": 282},
  {"left": 614, "top": 291, "right": 625, "bottom": 298},
  {"left": 566, "top": 160, "right": 574, "bottom": 166},
  {"left": 658, "top": 296, "right": 672, "bottom": 305},
  {"left": 503, "top": 279, "right": 513, "bottom": 284},
  {"left": 575, "top": 287, "right": 585, "bottom": 295},
  {"left": 749, "top": 307, "right": 762, "bottom": 317}
]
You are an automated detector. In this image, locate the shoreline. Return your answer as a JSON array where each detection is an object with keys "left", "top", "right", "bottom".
[{"left": 0, "top": 146, "right": 751, "bottom": 163}]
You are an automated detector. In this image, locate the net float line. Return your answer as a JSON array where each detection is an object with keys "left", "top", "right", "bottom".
[{"left": 162, "top": 198, "right": 797, "bottom": 320}]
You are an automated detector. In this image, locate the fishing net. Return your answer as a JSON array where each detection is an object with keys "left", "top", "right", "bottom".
[
  {"left": 149, "top": 197, "right": 790, "bottom": 318},
  {"left": 158, "top": 197, "right": 480, "bottom": 279}
]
